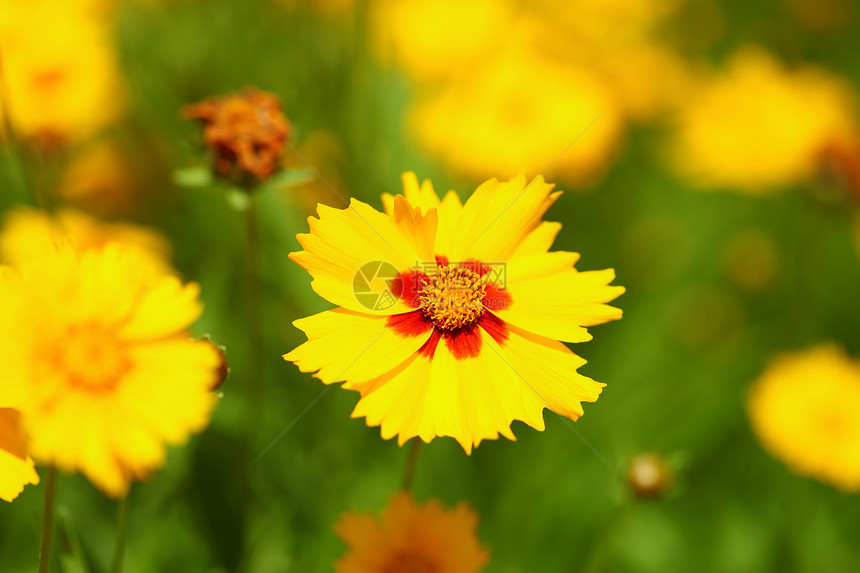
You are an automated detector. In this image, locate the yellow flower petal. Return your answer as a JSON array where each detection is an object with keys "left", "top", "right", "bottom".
[
  {"left": 291, "top": 199, "right": 434, "bottom": 314},
  {"left": 383, "top": 172, "right": 465, "bottom": 257},
  {"left": 447, "top": 174, "right": 560, "bottom": 262},
  {"left": 496, "top": 268, "right": 624, "bottom": 342},
  {"left": 119, "top": 277, "right": 203, "bottom": 340},
  {"left": 285, "top": 308, "right": 433, "bottom": 385},
  {"left": 350, "top": 321, "right": 603, "bottom": 453},
  {"left": 0, "top": 408, "right": 39, "bottom": 502}
]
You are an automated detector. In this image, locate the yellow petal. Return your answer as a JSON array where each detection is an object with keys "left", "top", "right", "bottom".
[
  {"left": 496, "top": 268, "right": 624, "bottom": 342},
  {"left": 447, "top": 174, "right": 560, "bottom": 262},
  {"left": 509, "top": 221, "right": 564, "bottom": 258},
  {"left": 285, "top": 309, "right": 433, "bottom": 384},
  {"left": 483, "top": 324, "right": 605, "bottom": 421},
  {"left": 0, "top": 408, "right": 39, "bottom": 502},
  {"left": 391, "top": 195, "right": 437, "bottom": 263},
  {"left": 291, "top": 198, "right": 431, "bottom": 315},
  {"left": 119, "top": 278, "right": 203, "bottom": 340},
  {"left": 383, "top": 172, "right": 464, "bottom": 258},
  {"left": 350, "top": 331, "right": 549, "bottom": 453}
]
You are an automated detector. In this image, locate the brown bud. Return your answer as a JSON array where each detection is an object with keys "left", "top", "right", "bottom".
[
  {"left": 627, "top": 453, "right": 672, "bottom": 498},
  {"left": 183, "top": 87, "right": 291, "bottom": 184},
  {"left": 199, "top": 339, "right": 229, "bottom": 392}
]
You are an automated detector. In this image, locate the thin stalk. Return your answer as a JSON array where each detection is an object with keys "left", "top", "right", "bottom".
[
  {"left": 402, "top": 439, "right": 422, "bottom": 491},
  {"left": 110, "top": 494, "right": 130, "bottom": 573},
  {"left": 243, "top": 192, "right": 264, "bottom": 435},
  {"left": 37, "top": 466, "right": 58, "bottom": 573}
]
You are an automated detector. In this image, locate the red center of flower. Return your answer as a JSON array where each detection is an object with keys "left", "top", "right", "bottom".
[
  {"left": 384, "top": 552, "right": 438, "bottom": 573},
  {"left": 388, "top": 258, "right": 511, "bottom": 360}
]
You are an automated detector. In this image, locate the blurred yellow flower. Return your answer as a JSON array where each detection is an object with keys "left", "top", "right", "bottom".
[
  {"left": 0, "top": 2, "right": 125, "bottom": 146},
  {"left": 0, "top": 241, "right": 220, "bottom": 497},
  {"left": 0, "top": 207, "right": 171, "bottom": 274},
  {"left": 748, "top": 344, "right": 860, "bottom": 491},
  {"left": 0, "top": 408, "right": 39, "bottom": 502},
  {"left": 335, "top": 492, "right": 489, "bottom": 573},
  {"left": 671, "top": 48, "right": 858, "bottom": 192},
  {"left": 285, "top": 172, "right": 623, "bottom": 453},
  {"left": 409, "top": 47, "right": 623, "bottom": 184},
  {"left": 371, "top": 0, "right": 515, "bottom": 82},
  {"left": 55, "top": 141, "right": 141, "bottom": 217}
]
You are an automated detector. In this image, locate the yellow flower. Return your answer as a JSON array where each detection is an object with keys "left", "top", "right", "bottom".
[
  {"left": 0, "top": 2, "right": 125, "bottom": 145},
  {"left": 0, "top": 408, "right": 39, "bottom": 502},
  {"left": 0, "top": 207, "right": 171, "bottom": 274},
  {"left": 671, "top": 48, "right": 857, "bottom": 192},
  {"left": 55, "top": 141, "right": 141, "bottom": 217},
  {"left": 408, "top": 46, "right": 622, "bottom": 184},
  {"left": 370, "top": 0, "right": 516, "bottom": 82},
  {"left": 285, "top": 172, "right": 623, "bottom": 453},
  {"left": 334, "top": 492, "right": 489, "bottom": 573},
  {"left": 0, "top": 242, "right": 220, "bottom": 497},
  {"left": 748, "top": 344, "right": 860, "bottom": 491}
]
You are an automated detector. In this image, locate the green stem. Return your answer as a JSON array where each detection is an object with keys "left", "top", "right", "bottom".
[
  {"left": 110, "top": 494, "right": 130, "bottom": 573},
  {"left": 37, "top": 466, "right": 58, "bottom": 573},
  {"left": 243, "top": 192, "right": 264, "bottom": 435},
  {"left": 402, "top": 439, "right": 422, "bottom": 491}
]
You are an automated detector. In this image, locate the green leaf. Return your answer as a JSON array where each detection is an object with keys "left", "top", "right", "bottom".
[
  {"left": 225, "top": 188, "right": 251, "bottom": 212},
  {"left": 172, "top": 166, "right": 214, "bottom": 188},
  {"left": 263, "top": 168, "right": 315, "bottom": 190}
]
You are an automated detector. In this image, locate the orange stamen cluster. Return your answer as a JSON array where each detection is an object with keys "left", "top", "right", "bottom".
[{"left": 419, "top": 265, "right": 486, "bottom": 330}]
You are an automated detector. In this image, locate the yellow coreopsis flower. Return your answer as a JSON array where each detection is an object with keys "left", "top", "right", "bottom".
[
  {"left": 0, "top": 237, "right": 220, "bottom": 497},
  {"left": 0, "top": 408, "right": 39, "bottom": 502},
  {"left": 285, "top": 172, "right": 623, "bottom": 453},
  {"left": 671, "top": 48, "right": 857, "bottom": 192},
  {"left": 408, "top": 46, "right": 622, "bottom": 184},
  {"left": 370, "top": 0, "right": 515, "bottom": 82},
  {"left": 335, "top": 492, "right": 489, "bottom": 573},
  {"left": 0, "top": 2, "right": 125, "bottom": 145},
  {"left": 0, "top": 207, "right": 171, "bottom": 274},
  {"left": 748, "top": 345, "right": 860, "bottom": 491}
]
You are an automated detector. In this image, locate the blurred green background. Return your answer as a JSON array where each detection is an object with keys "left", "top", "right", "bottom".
[{"left": 2, "top": 0, "right": 860, "bottom": 571}]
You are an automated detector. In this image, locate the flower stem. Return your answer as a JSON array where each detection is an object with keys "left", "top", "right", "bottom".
[
  {"left": 110, "top": 494, "right": 130, "bottom": 573},
  {"left": 243, "top": 192, "right": 264, "bottom": 435},
  {"left": 37, "top": 466, "right": 58, "bottom": 573},
  {"left": 402, "top": 439, "right": 422, "bottom": 491}
]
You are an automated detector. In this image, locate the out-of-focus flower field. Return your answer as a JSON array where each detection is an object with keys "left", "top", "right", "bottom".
[{"left": 2, "top": 0, "right": 860, "bottom": 571}]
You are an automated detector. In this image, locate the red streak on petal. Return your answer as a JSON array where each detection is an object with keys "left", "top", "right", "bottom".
[
  {"left": 483, "top": 283, "right": 511, "bottom": 311},
  {"left": 444, "top": 323, "right": 482, "bottom": 359},
  {"left": 386, "top": 311, "right": 433, "bottom": 338},
  {"left": 391, "top": 270, "right": 427, "bottom": 308},
  {"left": 479, "top": 312, "right": 509, "bottom": 346},
  {"left": 435, "top": 255, "right": 449, "bottom": 267},
  {"left": 417, "top": 329, "right": 441, "bottom": 358}
]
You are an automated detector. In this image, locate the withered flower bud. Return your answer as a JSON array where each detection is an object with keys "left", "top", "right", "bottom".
[
  {"left": 816, "top": 140, "right": 860, "bottom": 202},
  {"left": 626, "top": 452, "right": 672, "bottom": 499},
  {"left": 199, "top": 339, "right": 230, "bottom": 392},
  {"left": 183, "top": 87, "right": 291, "bottom": 184}
]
